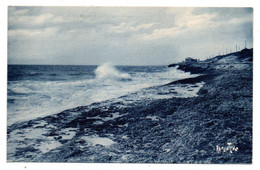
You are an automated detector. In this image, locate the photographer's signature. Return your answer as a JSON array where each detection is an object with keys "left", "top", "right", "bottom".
[{"left": 216, "top": 142, "right": 238, "bottom": 154}]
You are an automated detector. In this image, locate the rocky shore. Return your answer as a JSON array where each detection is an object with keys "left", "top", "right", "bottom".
[{"left": 7, "top": 49, "right": 253, "bottom": 163}]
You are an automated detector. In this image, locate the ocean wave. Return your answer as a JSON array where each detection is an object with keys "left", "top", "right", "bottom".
[
  {"left": 94, "top": 63, "right": 132, "bottom": 81},
  {"left": 7, "top": 64, "right": 197, "bottom": 125}
]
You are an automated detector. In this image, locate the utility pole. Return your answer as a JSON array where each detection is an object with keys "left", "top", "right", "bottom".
[
  {"left": 245, "top": 40, "right": 247, "bottom": 49},
  {"left": 236, "top": 45, "right": 237, "bottom": 52}
]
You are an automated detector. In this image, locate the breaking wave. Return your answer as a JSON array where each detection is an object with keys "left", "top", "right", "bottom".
[
  {"left": 8, "top": 64, "right": 198, "bottom": 125},
  {"left": 95, "top": 63, "right": 131, "bottom": 81}
]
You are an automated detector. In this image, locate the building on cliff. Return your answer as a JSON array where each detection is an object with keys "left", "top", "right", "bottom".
[{"left": 185, "top": 57, "right": 198, "bottom": 63}]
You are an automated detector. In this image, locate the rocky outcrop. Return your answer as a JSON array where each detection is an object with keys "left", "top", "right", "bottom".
[
  {"left": 7, "top": 49, "right": 253, "bottom": 163},
  {"left": 168, "top": 48, "right": 253, "bottom": 74}
]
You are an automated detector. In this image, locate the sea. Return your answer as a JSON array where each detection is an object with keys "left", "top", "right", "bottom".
[{"left": 7, "top": 63, "right": 197, "bottom": 126}]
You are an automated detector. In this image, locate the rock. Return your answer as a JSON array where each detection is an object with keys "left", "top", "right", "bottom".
[{"left": 7, "top": 49, "right": 252, "bottom": 163}]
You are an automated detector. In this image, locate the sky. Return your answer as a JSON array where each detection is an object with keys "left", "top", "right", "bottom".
[{"left": 8, "top": 7, "right": 253, "bottom": 65}]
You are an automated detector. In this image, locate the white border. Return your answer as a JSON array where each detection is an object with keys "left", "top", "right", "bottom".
[
  {"left": 1, "top": 1, "right": 259, "bottom": 170},
  {"left": 4, "top": 0, "right": 256, "bottom": 7}
]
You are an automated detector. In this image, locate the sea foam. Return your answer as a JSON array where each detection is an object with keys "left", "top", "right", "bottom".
[
  {"left": 94, "top": 63, "right": 131, "bottom": 81},
  {"left": 8, "top": 64, "right": 198, "bottom": 126}
]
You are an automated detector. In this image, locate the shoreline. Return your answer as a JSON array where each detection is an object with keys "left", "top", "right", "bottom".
[{"left": 7, "top": 51, "right": 252, "bottom": 163}]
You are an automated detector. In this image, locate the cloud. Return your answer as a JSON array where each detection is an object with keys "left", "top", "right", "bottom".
[
  {"left": 136, "top": 10, "right": 225, "bottom": 41},
  {"left": 9, "top": 11, "right": 64, "bottom": 30},
  {"left": 8, "top": 7, "right": 253, "bottom": 65},
  {"left": 108, "top": 22, "right": 156, "bottom": 34},
  {"left": 9, "top": 27, "right": 59, "bottom": 39}
]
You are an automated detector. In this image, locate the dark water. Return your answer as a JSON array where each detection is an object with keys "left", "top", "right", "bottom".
[
  {"left": 8, "top": 63, "right": 193, "bottom": 125},
  {"left": 7, "top": 64, "right": 252, "bottom": 163}
]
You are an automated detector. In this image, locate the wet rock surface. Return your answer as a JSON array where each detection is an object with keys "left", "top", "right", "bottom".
[{"left": 7, "top": 50, "right": 252, "bottom": 163}]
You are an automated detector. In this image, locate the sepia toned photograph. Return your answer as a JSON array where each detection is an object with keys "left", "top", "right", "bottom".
[{"left": 7, "top": 6, "right": 253, "bottom": 163}]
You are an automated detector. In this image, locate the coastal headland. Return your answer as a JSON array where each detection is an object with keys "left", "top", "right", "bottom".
[{"left": 7, "top": 49, "right": 253, "bottom": 163}]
